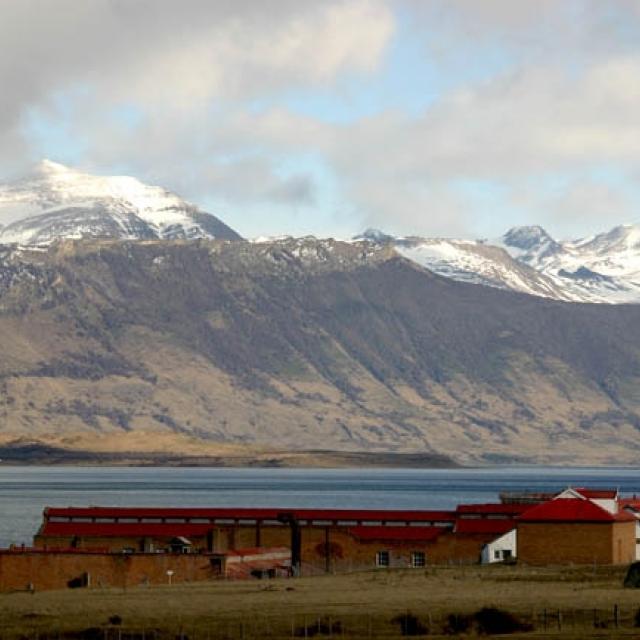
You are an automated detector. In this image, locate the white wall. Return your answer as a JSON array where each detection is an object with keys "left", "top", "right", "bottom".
[{"left": 481, "top": 529, "right": 516, "bottom": 564}]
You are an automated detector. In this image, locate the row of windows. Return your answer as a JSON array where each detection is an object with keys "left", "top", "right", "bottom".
[
  {"left": 48, "top": 516, "right": 452, "bottom": 527},
  {"left": 375, "top": 551, "right": 425, "bottom": 568}
]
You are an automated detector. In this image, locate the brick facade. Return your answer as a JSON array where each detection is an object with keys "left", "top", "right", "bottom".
[
  {"left": 34, "top": 523, "right": 495, "bottom": 572},
  {"left": 0, "top": 550, "right": 216, "bottom": 592},
  {"left": 517, "top": 520, "right": 636, "bottom": 565}
]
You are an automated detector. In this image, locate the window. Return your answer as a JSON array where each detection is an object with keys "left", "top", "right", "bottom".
[
  {"left": 503, "top": 549, "right": 512, "bottom": 559},
  {"left": 494, "top": 550, "right": 501, "bottom": 560},
  {"left": 411, "top": 552, "right": 425, "bottom": 568},
  {"left": 376, "top": 550, "right": 390, "bottom": 567}
]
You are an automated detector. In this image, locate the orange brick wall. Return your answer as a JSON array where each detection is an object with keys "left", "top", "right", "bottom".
[
  {"left": 34, "top": 523, "right": 491, "bottom": 572},
  {"left": 428, "top": 532, "right": 496, "bottom": 564},
  {"left": 612, "top": 522, "right": 636, "bottom": 564},
  {"left": 518, "top": 521, "right": 636, "bottom": 565},
  {"left": 0, "top": 552, "right": 216, "bottom": 592}
]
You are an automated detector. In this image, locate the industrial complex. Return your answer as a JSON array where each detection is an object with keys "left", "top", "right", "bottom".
[{"left": 1, "top": 487, "right": 639, "bottom": 593}]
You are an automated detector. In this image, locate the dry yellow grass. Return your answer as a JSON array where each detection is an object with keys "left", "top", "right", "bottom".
[{"left": 2, "top": 564, "right": 640, "bottom": 638}]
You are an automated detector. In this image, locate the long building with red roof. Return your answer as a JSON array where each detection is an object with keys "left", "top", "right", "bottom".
[{"left": 11, "top": 484, "right": 636, "bottom": 592}]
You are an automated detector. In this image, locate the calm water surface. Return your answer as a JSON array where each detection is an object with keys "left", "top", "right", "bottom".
[{"left": 1, "top": 466, "right": 639, "bottom": 546}]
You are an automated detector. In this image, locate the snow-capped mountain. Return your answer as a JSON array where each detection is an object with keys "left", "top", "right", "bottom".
[
  {"left": 0, "top": 160, "right": 241, "bottom": 245},
  {"left": 358, "top": 225, "right": 640, "bottom": 304}
]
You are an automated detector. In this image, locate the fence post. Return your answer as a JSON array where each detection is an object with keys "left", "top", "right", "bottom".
[
  {"left": 543, "top": 609, "right": 547, "bottom": 631},
  {"left": 557, "top": 610, "right": 562, "bottom": 631},
  {"left": 593, "top": 608, "right": 598, "bottom": 628},
  {"left": 614, "top": 604, "right": 620, "bottom": 628}
]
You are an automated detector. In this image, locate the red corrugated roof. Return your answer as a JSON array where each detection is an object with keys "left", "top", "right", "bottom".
[
  {"left": 518, "top": 498, "right": 635, "bottom": 523},
  {"left": 348, "top": 526, "right": 445, "bottom": 542},
  {"left": 456, "top": 504, "right": 531, "bottom": 516},
  {"left": 39, "top": 522, "right": 217, "bottom": 538},
  {"left": 43, "top": 507, "right": 456, "bottom": 523},
  {"left": 454, "top": 519, "right": 515, "bottom": 535},
  {"left": 573, "top": 488, "right": 618, "bottom": 499}
]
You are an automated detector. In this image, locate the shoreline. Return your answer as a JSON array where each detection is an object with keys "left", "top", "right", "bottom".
[{"left": 0, "top": 444, "right": 459, "bottom": 469}]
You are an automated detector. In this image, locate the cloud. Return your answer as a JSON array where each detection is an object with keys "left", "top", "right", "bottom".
[
  {"left": 0, "top": 0, "right": 394, "bottom": 226},
  {"left": 202, "top": 158, "right": 315, "bottom": 206},
  {"left": 0, "top": 0, "right": 394, "bottom": 157},
  {"left": 2, "top": 0, "right": 640, "bottom": 239},
  {"left": 510, "top": 180, "right": 639, "bottom": 239}
]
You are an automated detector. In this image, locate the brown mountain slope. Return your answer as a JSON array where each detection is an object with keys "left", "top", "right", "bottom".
[{"left": 1, "top": 238, "right": 640, "bottom": 465}]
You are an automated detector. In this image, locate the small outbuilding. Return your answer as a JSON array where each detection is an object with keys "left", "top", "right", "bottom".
[{"left": 481, "top": 528, "right": 516, "bottom": 564}]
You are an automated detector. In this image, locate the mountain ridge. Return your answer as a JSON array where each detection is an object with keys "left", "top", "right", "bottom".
[
  {"left": 2, "top": 237, "right": 640, "bottom": 465},
  {"left": 362, "top": 223, "right": 640, "bottom": 303}
]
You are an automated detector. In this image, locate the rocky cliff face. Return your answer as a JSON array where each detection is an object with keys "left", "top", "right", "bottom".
[{"left": 2, "top": 237, "right": 640, "bottom": 465}]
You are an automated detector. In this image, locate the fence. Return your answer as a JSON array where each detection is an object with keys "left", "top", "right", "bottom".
[{"left": 2, "top": 605, "right": 640, "bottom": 639}]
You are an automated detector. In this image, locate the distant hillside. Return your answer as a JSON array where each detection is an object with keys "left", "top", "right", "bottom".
[{"left": 1, "top": 238, "right": 640, "bottom": 465}]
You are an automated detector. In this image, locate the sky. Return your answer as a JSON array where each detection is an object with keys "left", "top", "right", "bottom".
[{"left": 1, "top": 0, "right": 640, "bottom": 240}]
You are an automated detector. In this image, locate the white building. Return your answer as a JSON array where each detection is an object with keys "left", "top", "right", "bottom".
[{"left": 481, "top": 528, "right": 516, "bottom": 564}]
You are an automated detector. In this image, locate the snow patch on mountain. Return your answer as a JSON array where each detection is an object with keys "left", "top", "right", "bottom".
[
  {"left": 0, "top": 160, "right": 241, "bottom": 245},
  {"left": 357, "top": 224, "right": 640, "bottom": 304}
]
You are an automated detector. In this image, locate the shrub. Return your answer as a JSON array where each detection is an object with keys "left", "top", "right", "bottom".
[
  {"left": 473, "top": 608, "right": 532, "bottom": 635},
  {"left": 391, "top": 612, "right": 428, "bottom": 636}
]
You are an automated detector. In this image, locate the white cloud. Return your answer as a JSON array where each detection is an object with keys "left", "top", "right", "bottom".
[
  {"left": 0, "top": 1, "right": 394, "bottom": 125},
  {"left": 2, "top": 0, "right": 640, "bottom": 239}
]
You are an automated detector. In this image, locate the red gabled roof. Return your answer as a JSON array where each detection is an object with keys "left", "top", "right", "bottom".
[
  {"left": 43, "top": 507, "right": 456, "bottom": 523},
  {"left": 518, "top": 498, "right": 635, "bottom": 523},
  {"left": 456, "top": 504, "right": 531, "bottom": 516},
  {"left": 348, "top": 526, "right": 444, "bottom": 543},
  {"left": 455, "top": 519, "right": 515, "bottom": 535},
  {"left": 573, "top": 488, "right": 618, "bottom": 500}
]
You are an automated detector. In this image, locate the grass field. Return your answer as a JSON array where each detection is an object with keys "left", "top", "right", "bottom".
[{"left": 2, "top": 564, "right": 640, "bottom": 638}]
